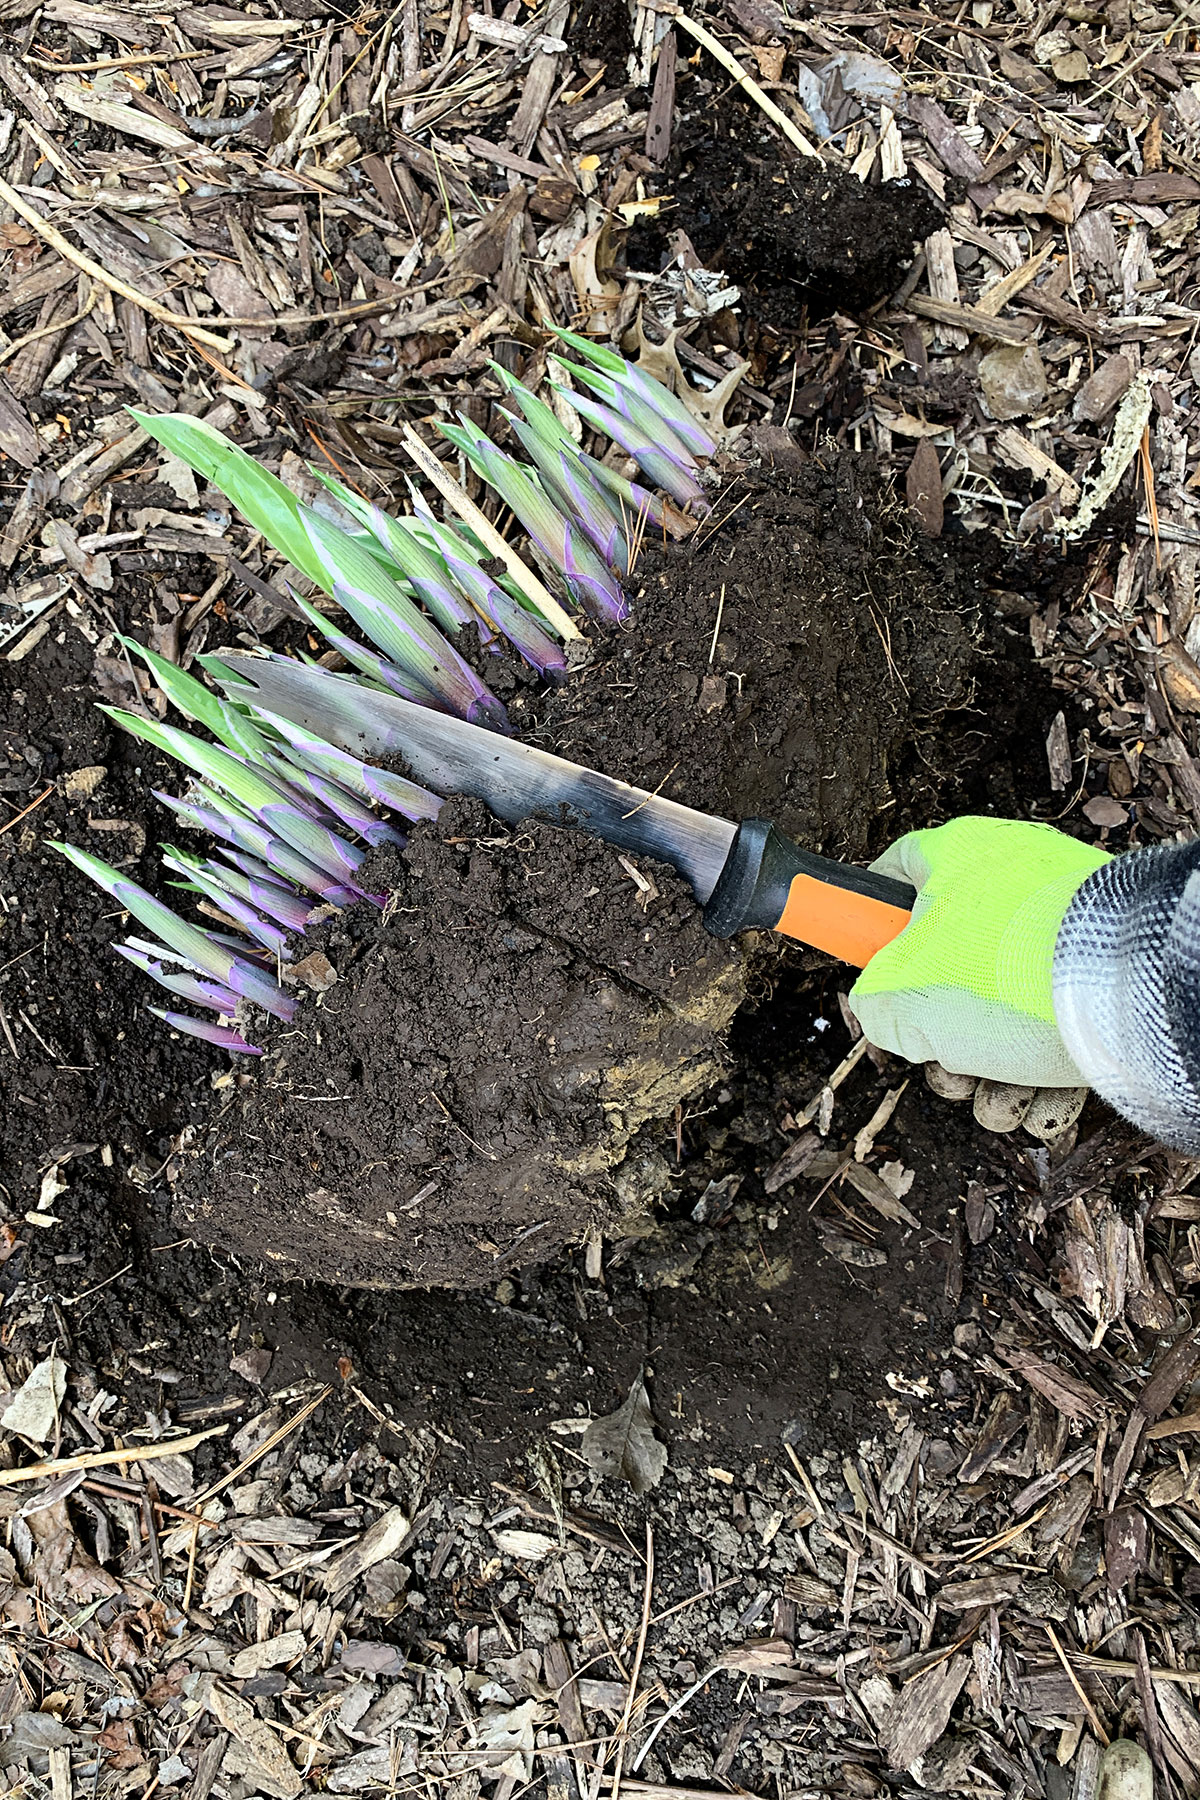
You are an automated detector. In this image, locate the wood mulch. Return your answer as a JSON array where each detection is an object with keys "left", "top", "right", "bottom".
[{"left": 2, "top": 0, "right": 1200, "bottom": 1795}]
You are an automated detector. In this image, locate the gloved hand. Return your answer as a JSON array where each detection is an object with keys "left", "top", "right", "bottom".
[{"left": 848, "top": 817, "right": 1200, "bottom": 1152}]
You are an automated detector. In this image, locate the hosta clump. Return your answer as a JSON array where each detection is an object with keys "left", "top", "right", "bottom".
[
  {"left": 127, "top": 329, "right": 714, "bottom": 720},
  {"left": 52, "top": 641, "right": 446, "bottom": 1052},
  {"left": 55, "top": 336, "right": 720, "bottom": 1053}
]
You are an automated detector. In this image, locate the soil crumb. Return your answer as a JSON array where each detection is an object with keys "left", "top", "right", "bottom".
[
  {"left": 647, "top": 115, "right": 942, "bottom": 322},
  {"left": 570, "top": 0, "right": 635, "bottom": 66},
  {"left": 177, "top": 454, "right": 980, "bottom": 1288}
]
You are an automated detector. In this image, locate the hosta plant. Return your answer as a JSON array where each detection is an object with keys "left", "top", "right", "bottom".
[{"left": 54, "top": 338, "right": 720, "bottom": 1051}]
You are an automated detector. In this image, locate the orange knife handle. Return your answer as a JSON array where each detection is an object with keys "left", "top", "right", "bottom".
[{"left": 702, "top": 820, "right": 916, "bottom": 968}]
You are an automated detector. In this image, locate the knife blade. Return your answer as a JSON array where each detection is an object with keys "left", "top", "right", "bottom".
[{"left": 214, "top": 653, "right": 916, "bottom": 965}]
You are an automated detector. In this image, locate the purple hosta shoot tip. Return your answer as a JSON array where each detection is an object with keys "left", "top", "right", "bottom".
[
  {"left": 147, "top": 1007, "right": 263, "bottom": 1054},
  {"left": 115, "top": 944, "right": 243, "bottom": 1016},
  {"left": 202, "top": 848, "right": 321, "bottom": 928},
  {"left": 442, "top": 417, "right": 627, "bottom": 623},
  {"left": 256, "top": 712, "right": 443, "bottom": 824},
  {"left": 193, "top": 856, "right": 315, "bottom": 934},
  {"left": 361, "top": 504, "right": 476, "bottom": 634},
  {"left": 286, "top": 591, "right": 443, "bottom": 709},
  {"left": 547, "top": 333, "right": 718, "bottom": 461},
  {"left": 117, "top": 719, "right": 372, "bottom": 892},
  {"left": 402, "top": 506, "right": 568, "bottom": 677},
  {"left": 550, "top": 446, "right": 629, "bottom": 574},
  {"left": 435, "top": 546, "right": 568, "bottom": 680},
  {"left": 303, "top": 511, "right": 508, "bottom": 730},
  {"left": 504, "top": 413, "right": 629, "bottom": 575},
  {"left": 257, "top": 799, "right": 366, "bottom": 891},
  {"left": 577, "top": 450, "right": 668, "bottom": 532},
  {"left": 162, "top": 849, "right": 292, "bottom": 958},
  {"left": 331, "top": 577, "right": 509, "bottom": 731},
  {"left": 152, "top": 788, "right": 359, "bottom": 907},
  {"left": 51, "top": 840, "right": 293, "bottom": 1020},
  {"left": 554, "top": 386, "right": 710, "bottom": 515},
  {"left": 560, "top": 524, "right": 630, "bottom": 624},
  {"left": 276, "top": 761, "right": 406, "bottom": 850}
]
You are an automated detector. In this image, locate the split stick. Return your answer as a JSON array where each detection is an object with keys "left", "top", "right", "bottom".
[
  {"left": 0, "top": 1424, "right": 228, "bottom": 1488},
  {"left": 670, "top": 10, "right": 820, "bottom": 161}
]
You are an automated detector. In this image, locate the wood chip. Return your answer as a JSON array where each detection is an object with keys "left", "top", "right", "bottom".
[
  {"left": 880, "top": 1655, "right": 970, "bottom": 1770},
  {"left": 202, "top": 1680, "right": 301, "bottom": 1799}
]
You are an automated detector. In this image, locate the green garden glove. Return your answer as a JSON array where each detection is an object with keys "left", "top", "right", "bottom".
[{"left": 848, "top": 816, "right": 1200, "bottom": 1152}]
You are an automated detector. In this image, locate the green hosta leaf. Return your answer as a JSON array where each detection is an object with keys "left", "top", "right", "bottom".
[
  {"left": 302, "top": 511, "right": 503, "bottom": 723},
  {"left": 127, "top": 411, "right": 329, "bottom": 588},
  {"left": 103, "top": 707, "right": 285, "bottom": 816},
  {"left": 51, "top": 841, "right": 239, "bottom": 985},
  {"left": 121, "top": 638, "right": 273, "bottom": 763}
]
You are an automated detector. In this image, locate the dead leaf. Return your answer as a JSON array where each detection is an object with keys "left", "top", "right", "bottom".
[
  {"left": 763, "top": 1129, "right": 822, "bottom": 1193},
  {"left": 753, "top": 44, "right": 786, "bottom": 81},
  {"left": 472, "top": 1696, "right": 546, "bottom": 1781},
  {"left": 581, "top": 1375, "right": 667, "bottom": 1494},
  {"left": 905, "top": 440, "right": 943, "bottom": 537},
  {"left": 229, "top": 1346, "right": 273, "bottom": 1386},
  {"left": 97, "top": 1719, "right": 143, "bottom": 1771},
  {"left": 62, "top": 764, "right": 107, "bottom": 802},
  {"left": 229, "top": 1630, "right": 306, "bottom": 1678},
  {"left": 283, "top": 950, "right": 338, "bottom": 992},
  {"left": 818, "top": 1227, "right": 887, "bottom": 1269},
  {"left": 1, "top": 1353, "right": 66, "bottom": 1442},
  {"left": 1083, "top": 795, "right": 1128, "bottom": 828},
  {"left": 1052, "top": 51, "right": 1090, "bottom": 82},
  {"left": 1046, "top": 711, "right": 1072, "bottom": 790},
  {"left": 843, "top": 1162, "right": 920, "bottom": 1229},
  {"left": 492, "top": 1528, "right": 558, "bottom": 1560}
]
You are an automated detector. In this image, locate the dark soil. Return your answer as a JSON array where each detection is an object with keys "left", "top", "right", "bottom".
[
  {"left": 0, "top": 452, "right": 1073, "bottom": 1477},
  {"left": 571, "top": 0, "right": 635, "bottom": 66},
  {"left": 172, "top": 451, "right": 981, "bottom": 1294},
  {"left": 639, "top": 104, "right": 943, "bottom": 325},
  {"left": 0, "top": 624, "right": 216, "bottom": 1221},
  {"left": 540, "top": 451, "right": 977, "bottom": 860},
  {"left": 177, "top": 796, "right": 746, "bottom": 1290}
]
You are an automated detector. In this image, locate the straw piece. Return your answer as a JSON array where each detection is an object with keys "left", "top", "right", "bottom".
[
  {"left": 670, "top": 10, "right": 820, "bottom": 161},
  {"left": 0, "top": 1424, "right": 229, "bottom": 1488},
  {"left": 400, "top": 423, "right": 583, "bottom": 642}
]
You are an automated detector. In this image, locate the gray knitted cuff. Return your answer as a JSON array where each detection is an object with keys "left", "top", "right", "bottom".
[{"left": 1053, "top": 836, "right": 1200, "bottom": 1151}]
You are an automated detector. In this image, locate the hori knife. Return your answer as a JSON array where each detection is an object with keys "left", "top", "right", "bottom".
[{"left": 216, "top": 654, "right": 916, "bottom": 966}]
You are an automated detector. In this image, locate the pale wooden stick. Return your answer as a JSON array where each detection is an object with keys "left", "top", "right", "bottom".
[
  {"left": 0, "top": 1423, "right": 228, "bottom": 1488},
  {"left": 1046, "top": 1623, "right": 1111, "bottom": 1746},
  {"left": 609, "top": 1521, "right": 655, "bottom": 1800},
  {"left": 0, "top": 172, "right": 235, "bottom": 353},
  {"left": 670, "top": 10, "right": 820, "bottom": 161},
  {"left": 400, "top": 422, "right": 583, "bottom": 642},
  {"left": 192, "top": 1382, "right": 332, "bottom": 1505}
]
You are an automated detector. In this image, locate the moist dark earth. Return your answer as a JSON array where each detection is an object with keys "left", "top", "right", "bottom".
[
  {"left": 179, "top": 797, "right": 748, "bottom": 1291},
  {"left": 635, "top": 96, "right": 944, "bottom": 326},
  {"left": 0, "top": 447, "right": 1089, "bottom": 1482},
  {"left": 178, "top": 451, "right": 982, "bottom": 1291}
]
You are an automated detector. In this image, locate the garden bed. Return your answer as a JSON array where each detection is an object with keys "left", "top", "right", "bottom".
[{"left": 1, "top": 1, "right": 1199, "bottom": 1793}]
